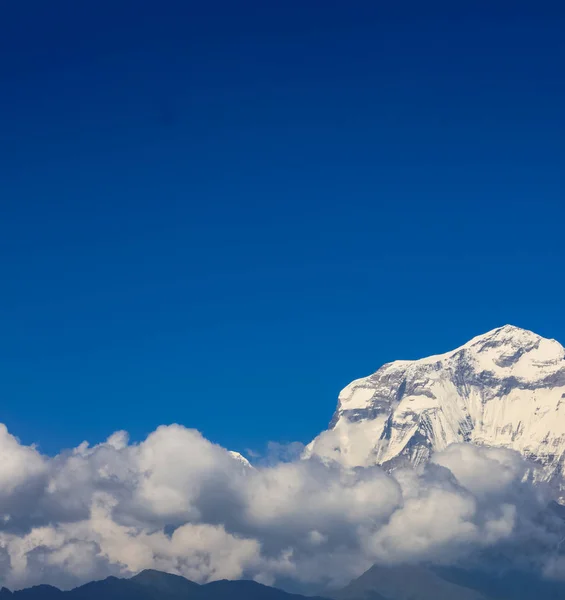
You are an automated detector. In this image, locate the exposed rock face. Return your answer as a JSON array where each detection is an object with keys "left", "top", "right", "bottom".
[{"left": 306, "top": 326, "right": 565, "bottom": 491}]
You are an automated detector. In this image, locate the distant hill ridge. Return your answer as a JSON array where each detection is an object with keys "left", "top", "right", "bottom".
[
  {"left": 0, "top": 569, "right": 330, "bottom": 600},
  {"left": 3, "top": 565, "right": 565, "bottom": 600}
]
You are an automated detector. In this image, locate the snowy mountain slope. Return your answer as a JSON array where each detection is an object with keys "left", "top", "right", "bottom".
[
  {"left": 306, "top": 326, "right": 565, "bottom": 487},
  {"left": 229, "top": 451, "right": 254, "bottom": 469},
  {"left": 331, "top": 564, "right": 490, "bottom": 600}
]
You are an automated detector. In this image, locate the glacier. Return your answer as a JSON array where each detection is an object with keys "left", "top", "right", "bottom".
[{"left": 306, "top": 325, "right": 565, "bottom": 493}]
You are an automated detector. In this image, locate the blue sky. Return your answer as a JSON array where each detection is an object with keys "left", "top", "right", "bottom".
[{"left": 1, "top": 1, "right": 564, "bottom": 456}]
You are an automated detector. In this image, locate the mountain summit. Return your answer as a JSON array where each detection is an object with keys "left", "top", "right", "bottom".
[{"left": 306, "top": 326, "right": 565, "bottom": 487}]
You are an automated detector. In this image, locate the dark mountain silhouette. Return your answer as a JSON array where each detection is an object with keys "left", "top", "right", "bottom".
[
  {"left": 3, "top": 565, "right": 565, "bottom": 600},
  {"left": 330, "top": 564, "right": 489, "bottom": 600},
  {"left": 431, "top": 565, "right": 565, "bottom": 600},
  {"left": 330, "top": 563, "right": 565, "bottom": 600},
  {"left": 0, "top": 585, "right": 63, "bottom": 599},
  {"left": 0, "top": 570, "right": 330, "bottom": 600}
]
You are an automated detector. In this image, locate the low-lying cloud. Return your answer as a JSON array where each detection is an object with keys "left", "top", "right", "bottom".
[{"left": 0, "top": 422, "right": 562, "bottom": 591}]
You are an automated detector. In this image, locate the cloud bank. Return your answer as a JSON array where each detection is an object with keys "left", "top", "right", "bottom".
[{"left": 0, "top": 422, "right": 562, "bottom": 591}]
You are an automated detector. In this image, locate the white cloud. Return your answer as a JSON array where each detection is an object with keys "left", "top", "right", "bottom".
[
  {"left": 0, "top": 424, "right": 46, "bottom": 498},
  {"left": 431, "top": 443, "right": 527, "bottom": 499},
  {"left": 0, "top": 422, "right": 561, "bottom": 592}
]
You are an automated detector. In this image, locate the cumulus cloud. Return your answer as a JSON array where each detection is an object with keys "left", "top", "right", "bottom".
[{"left": 0, "top": 422, "right": 562, "bottom": 592}]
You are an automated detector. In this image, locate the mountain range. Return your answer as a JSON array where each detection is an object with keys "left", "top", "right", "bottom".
[
  {"left": 3, "top": 565, "right": 565, "bottom": 600},
  {"left": 0, "top": 570, "right": 327, "bottom": 600}
]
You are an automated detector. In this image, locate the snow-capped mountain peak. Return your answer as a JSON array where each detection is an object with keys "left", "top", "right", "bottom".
[
  {"left": 385, "top": 325, "right": 563, "bottom": 381},
  {"left": 306, "top": 326, "right": 565, "bottom": 486},
  {"left": 445, "top": 325, "right": 563, "bottom": 379}
]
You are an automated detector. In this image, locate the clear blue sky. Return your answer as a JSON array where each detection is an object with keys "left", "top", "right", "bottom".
[{"left": 1, "top": 1, "right": 564, "bottom": 456}]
